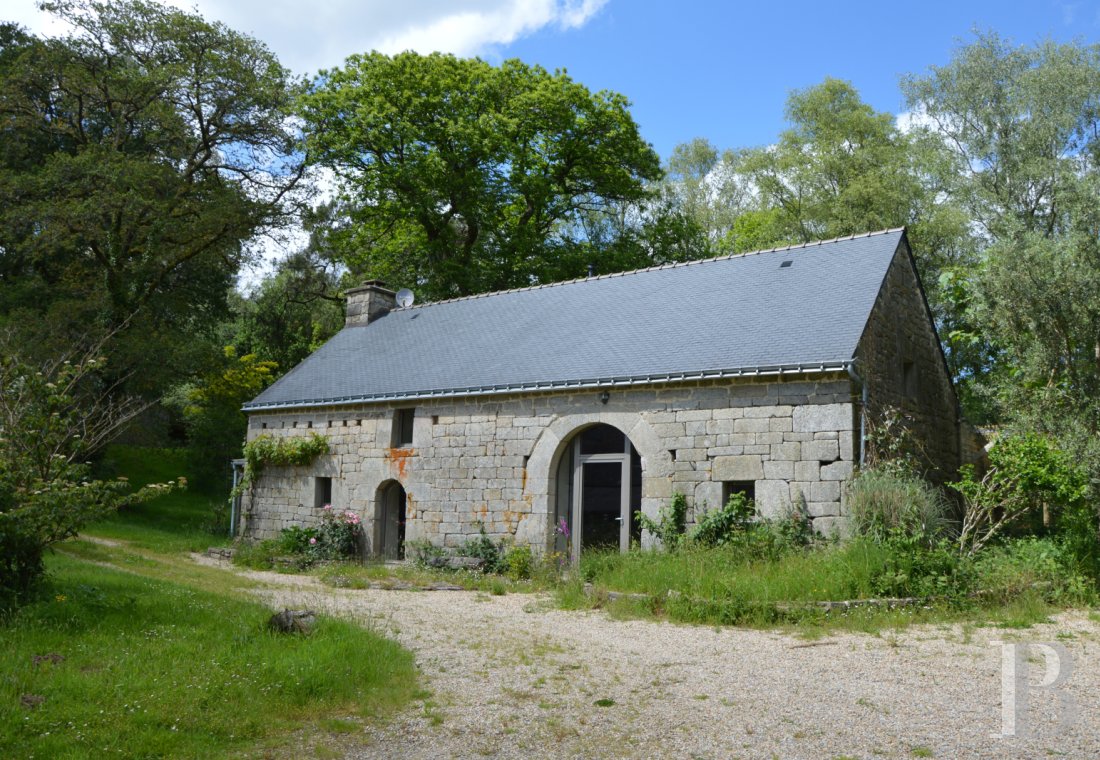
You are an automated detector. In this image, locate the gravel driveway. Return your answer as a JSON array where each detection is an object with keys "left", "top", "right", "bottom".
[{"left": 223, "top": 564, "right": 1099, "bottom": 759}]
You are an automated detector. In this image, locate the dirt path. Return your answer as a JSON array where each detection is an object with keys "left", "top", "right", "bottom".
[{"left": 207, "top": 560, "right": 1100, "bottom": 759}]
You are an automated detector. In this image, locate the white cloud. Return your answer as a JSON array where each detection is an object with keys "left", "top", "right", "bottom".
[
  {"left": 374, "top": 0, "right": 606, "bottom": 58},
  {"left": 895, "top": 107, "right": 936, "bottom": 135},
  {"left": 7, "top": 0, "right": 608, "bottom": 75}
]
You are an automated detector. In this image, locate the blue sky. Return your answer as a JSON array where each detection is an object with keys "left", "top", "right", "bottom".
[
  {"left": 10, "top": 0, "right": 1098, "bottom": 161},
  {"left": 500, "top": 0, "right": 1100, "bottom": 158}
]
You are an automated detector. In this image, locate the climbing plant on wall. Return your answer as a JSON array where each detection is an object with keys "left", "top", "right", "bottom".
[{"left": 238, "top": 432, "right": 330, "bottom": 494}]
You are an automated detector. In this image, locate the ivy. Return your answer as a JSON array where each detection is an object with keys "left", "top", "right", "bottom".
[{"left": 236, "top": 432, "right": 329, "bottom": 496}]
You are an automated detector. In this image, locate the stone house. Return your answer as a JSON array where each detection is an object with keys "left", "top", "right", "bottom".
[{"left": 239, "top": 228, "right": 969, "bottom": 559}]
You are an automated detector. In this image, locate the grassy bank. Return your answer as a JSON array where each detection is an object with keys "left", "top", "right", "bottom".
[{"left": 0, "top": 445, "right": 419, "bottom": 759}]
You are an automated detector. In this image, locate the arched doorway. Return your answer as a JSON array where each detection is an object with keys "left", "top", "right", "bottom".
[
  {"left": 553, "top": 424, "right": 642, "bottom": 557},
  {"left": 375, "top": 481, "right": 406, "bottom": 560}
]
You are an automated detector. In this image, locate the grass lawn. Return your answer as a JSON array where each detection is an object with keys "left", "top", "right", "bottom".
[
  {"left": 0, "top": 446, "right": 419, "bottom": 759},
  {"left": 88, "top": 446, "right": 226, "bottom": 553}
]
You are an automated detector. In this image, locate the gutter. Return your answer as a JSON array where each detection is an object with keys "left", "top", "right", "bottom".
[{"left": 242, "top": 361, "right": 854, "bottom": 413}]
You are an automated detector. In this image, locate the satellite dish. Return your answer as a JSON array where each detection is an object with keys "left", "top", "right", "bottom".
[{"left": 395, "top": 288, "right": 415, "bottom": 308}]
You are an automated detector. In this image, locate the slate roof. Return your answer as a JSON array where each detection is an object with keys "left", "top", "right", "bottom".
[{"left": 244, "top": 229, "right": 907, "bottom": 411}]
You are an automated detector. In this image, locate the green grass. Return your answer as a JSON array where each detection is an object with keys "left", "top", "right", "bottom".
[
  {"left": 0, "top": 554, "right": 417, "bottom": 759},
  {"left": 565, "top": 542, "right": 1068, "bottom": 632},
  {"left": 0, "top": 445, "right": 419, "bottom": 758},
  {"left": 89, "top": 446, "right": 227, "bottom": 553},
  {"left": 578, "top": 540, "right": 890, "bottom": 603}
]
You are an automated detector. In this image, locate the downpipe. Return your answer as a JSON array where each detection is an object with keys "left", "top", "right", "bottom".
[{"left": 846, "top": 362, "right": 867, "bottom": 468}]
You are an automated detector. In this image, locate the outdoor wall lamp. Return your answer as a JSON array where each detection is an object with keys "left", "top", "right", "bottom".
[{"left": 599, "top": 390, "right": 610, "bottom": 404}]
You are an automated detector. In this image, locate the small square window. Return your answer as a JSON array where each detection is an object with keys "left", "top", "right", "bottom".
[
  {"left": 722, "top": 481, "right": 755, "bottom": 505},
  {"left": 314, "top": 477, "right": 332, "bottom": 508},
  {"left": 392, "top": 408, "right": 415, "bottom": 447}
]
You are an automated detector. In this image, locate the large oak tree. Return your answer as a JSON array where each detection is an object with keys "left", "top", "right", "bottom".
[
  {"left": 299, "top": 52, "right": 662, "bottom": 299},
  {"left": 0, "top": 1, "right": 305, "bottom": 393}
]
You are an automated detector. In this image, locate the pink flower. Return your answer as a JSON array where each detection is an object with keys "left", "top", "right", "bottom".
[
  {"left": 309, "top": 537, "right": 317, "bottom": 545},
  {"left": 556, "top": 517, "right": 570, "bottom": 539}
]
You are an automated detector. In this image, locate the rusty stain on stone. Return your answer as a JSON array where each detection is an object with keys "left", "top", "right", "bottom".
[{"left": 385, "top": 447, "right": 414, "bottom": 479}]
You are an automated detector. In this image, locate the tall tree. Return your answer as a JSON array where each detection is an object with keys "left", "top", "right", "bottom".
[
  {"left": 0, "top": 1, "right": 305, "bottom": 393},
  {"left": 731, "top": 79, "right": 926, "bottom": 243},
  {"left": 903, "top": 33, "right": 1100, "bottom": 468},
  {"left": 299, "top": 52, "right": 662, "bottom": 300},
  {"left": 229, "top": 204, "right": 346, "bottom": 373},
  {"left": 662, "top": 81, "right": 970, "bottom": 281}
]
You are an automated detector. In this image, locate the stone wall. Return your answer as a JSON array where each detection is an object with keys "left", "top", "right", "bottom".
[
  {"left": 856, "top": 239, "right": 960, "bottom": 482},
  {"left": 241, "top": 374, "right": 858, "bottom": 552}
]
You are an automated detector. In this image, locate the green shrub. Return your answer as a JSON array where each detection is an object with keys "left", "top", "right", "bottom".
[
  {"left": 460, "top": 524, "right": 504, "bottom": 573},
  {"left": 772, "top": 499, "right": 814, "bottom": 548},
  {"left": 951, "top": 433, "right": 1090, "bottom": 556},
  {"left": 870, "top": 533, "right": 972, "bottom": 598},
  {"left": 199, "top": 499, "right": 231, "bottom": 536},
  {"left": 1058, "top": 499, "right": 1100, "bottom": 579},
  {"left": 505, "top": 544, "right": 534, "bottom": 580},
  {"left": 173, "top": 347, "right": 277, "bottom": 492},
  {"left": 847, "top": 468, "right": 951, "bottom": 545},
  {"left": 636, "top": 492, "right": 688, "bottom": 548},
  {"left": 973, "top": 537, "right": 1095, "bottom": 605},
  {"left": 278, "top": 525, "right": 319, "bottom": 555},
  {"left": 407, "top": 539, "right": 446, "bottom": 567},
  {"left": 0, "top": 352, "right": 181, "bottom": 606},
  {"left": 690, "top": 492, "right": 754, "bottom": 547},
  {"left": 269, "top": 508, "right": 361, "bottom": 565},
  {"left": 310, "top": 506, "right": 362, "bottom": 561}
]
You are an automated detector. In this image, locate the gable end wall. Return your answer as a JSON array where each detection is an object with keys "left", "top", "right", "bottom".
[{"left": 856, "top": 238, "right": 960, "bottom": 482}]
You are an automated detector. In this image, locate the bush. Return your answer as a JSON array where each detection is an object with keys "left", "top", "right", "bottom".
[
  {"left": 172, "top": 347, "right": 277, "bottom": 493},
  {"left": 772, "top": 499, "right": 814, "bottom": 548},
  {"left": 951, "top": 433, "right": 1090, "bottom": 556},
  {"left": 869, "top": 533, "right": 972, "bottom": 598},
  {"left": 0, "top": 348, "right": 180, "bottom": 606},
  {"left": 974, "top": 537, "right": 1095, "bottom": 605},
  {"left": 460, "top": 524, "right": 504, "bottom": 573},
  {"left": 310, "top": 506, "right": 362, "bottom": 561},
  {"left": 407, "top": 539, "right": 446, "bottom": 567},
  {"left": 1058, "top": 499, "right": 1100, "bottom": 579},
  {"left": 278, "top": 525, "right": 320, "bottom": 555},
  {"left": 199, "top": 499, "right": 231, "bottom": 536},
  {"left": 690, "top": 492, "right": 754, "bottom": 547},
  {"left": 636, "top": 492, "right": 688, "bottom": 548},
  {"left": 847, "top": 468, "right": 951, "bottom": 545},
  {"left": 504, "top": 545, "right": 534, "bottom": 580},
  {"left": 241, "top": 508, "right": 361, "bottom": 570}
]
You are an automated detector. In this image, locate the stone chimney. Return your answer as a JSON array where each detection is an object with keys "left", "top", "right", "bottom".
[{"left": 345, "top": 280, "right": 396, "bottom": 326}]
